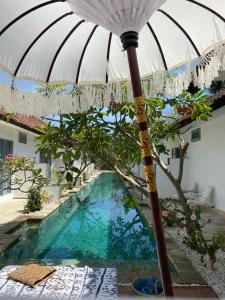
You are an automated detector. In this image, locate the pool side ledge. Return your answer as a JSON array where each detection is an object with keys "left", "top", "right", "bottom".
[{"left": 0, "top": 171, "right": 102, "bottom": 255}]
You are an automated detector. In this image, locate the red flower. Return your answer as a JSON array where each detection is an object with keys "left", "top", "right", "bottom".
[
  {"left": 191, "top": 214, "right": 197, "bottom": 221},
  {"left": 5, "top": 154, "right": 14, "bottom": 161}
]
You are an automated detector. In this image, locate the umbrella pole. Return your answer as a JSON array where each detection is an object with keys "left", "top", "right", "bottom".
[{"left": 121, "top": 31, "right": 173, "bottom": 297}]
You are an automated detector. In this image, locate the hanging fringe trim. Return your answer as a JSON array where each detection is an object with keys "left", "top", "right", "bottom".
[{"left": 1, "top": 42, "right": 225, "bottom": 116}]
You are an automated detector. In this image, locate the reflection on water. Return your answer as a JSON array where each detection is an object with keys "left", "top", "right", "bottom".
[{"left": 0, "top": 173, "right": 158, "bottom": 269}]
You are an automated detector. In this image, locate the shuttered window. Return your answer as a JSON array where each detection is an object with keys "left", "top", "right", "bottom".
[
  {"left": 191, "top": 128, "right": 201, "bottom": 142},
  {"left": 18, "top": 132, "right": 27, "bottom": 144}
]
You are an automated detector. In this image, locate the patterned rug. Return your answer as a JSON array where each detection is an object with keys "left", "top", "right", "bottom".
[{"left": 0, "top": 265, "right": 117, "bottom": 299}]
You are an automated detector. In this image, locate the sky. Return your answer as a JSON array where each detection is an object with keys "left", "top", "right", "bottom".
[{"left": 0, "top": 70, "right": 37, "bottom": 92}]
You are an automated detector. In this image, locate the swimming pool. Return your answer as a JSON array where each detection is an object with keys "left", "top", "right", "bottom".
[{"left": 0, "top": 173, "right": 167, "bottom": 276}]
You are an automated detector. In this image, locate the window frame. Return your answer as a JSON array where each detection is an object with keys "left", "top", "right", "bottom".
[
  {"left": 191, "top": 128, "right": 201, "bottom": 142},
  {"left": 18, "top": 132, "right": 27, "bottom": 144}
]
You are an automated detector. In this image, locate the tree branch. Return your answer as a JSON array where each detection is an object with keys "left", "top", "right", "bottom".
[{"left": 177, "top": 136, "right": 189, "bottom": 184}]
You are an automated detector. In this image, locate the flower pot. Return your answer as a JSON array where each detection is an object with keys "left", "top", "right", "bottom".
[{"left": 132, "top": 277, "right": 164, "bottom": 297}]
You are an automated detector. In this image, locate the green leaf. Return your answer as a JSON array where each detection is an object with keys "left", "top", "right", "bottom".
[{"left": 70, "top": 167, "right": 80, "bottom": 173}]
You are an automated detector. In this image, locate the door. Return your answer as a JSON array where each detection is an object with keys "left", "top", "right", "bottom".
[{"left": 0, "top": 138, "right": 13, "bottom": 196}]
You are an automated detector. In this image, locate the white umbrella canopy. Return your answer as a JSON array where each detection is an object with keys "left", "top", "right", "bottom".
[{"left": 0, "top": 0, "right": 225, "bottom": 116}]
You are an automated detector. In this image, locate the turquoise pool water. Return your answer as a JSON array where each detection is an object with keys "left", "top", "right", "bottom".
[{"left": 0, "top": 173, "right": 161, "bottom": 273}]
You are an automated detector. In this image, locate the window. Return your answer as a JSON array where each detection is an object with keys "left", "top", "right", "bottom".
[
  {"left": 39, "top": 151, "right": 52, "bottom": 178},
  {"left": 172, "top": 147, "right": 181, "bottom": 158},
  {"left": 191, "top": 128, "right": 201, "bottom": 142},
  {"left": 18, "top": 132, "right": 27, "bottom": 144},
  {"left": 39, "top": 150, "right": 47, "bottom": 164},
  {"left": 0, "top": 139, "right": 13, "bottom": 161}
]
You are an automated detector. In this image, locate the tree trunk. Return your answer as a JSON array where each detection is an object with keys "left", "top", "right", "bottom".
[
  {"left": 152, "top": 147, "right": 193, "bottom": 235},
  {"left": 73, "top": 162, "right": 92, "bottom": 186},
  {"left": 170, "top": 180, "right": 193, "bottom": 235}
]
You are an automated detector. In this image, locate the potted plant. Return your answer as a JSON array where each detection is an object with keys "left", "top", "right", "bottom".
[{"left": 132, "top": 276, "right": 163, "bottom": 297}]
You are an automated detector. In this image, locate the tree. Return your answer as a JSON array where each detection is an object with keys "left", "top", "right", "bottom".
[
  {"left": 0, "top": 155, "right": 48, "bottom": 213},
  {"left": 37, "top": 89, "right": 212, "bottom": 234},
  {"left": 0, "top": 155, "right": 47, "bottom": 193}
]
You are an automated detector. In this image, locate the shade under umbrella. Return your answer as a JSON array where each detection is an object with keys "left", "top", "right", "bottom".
[
  {"left": 0, "top": 0, "right": 225, "bottom": 115},
  {"left": 1, "top": 1, "right": 225, "bottom": 297}
]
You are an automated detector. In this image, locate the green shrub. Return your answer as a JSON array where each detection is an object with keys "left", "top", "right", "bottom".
[
  {"left": 183, "top": 208, "right": 221, "bottom": 266},
  {"left": 24, "top": 188, "right": 43, "bottom": 213},
  {"left": 160, "top": 198, "right": 185, "bottom": 227}
]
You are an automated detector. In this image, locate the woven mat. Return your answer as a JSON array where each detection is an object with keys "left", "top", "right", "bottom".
[
  {"left": 9, "top": 264, "right": 56, "bottom": 287},
  {"left": 0, "top": 265, "right": 117, "bottom": 299}
]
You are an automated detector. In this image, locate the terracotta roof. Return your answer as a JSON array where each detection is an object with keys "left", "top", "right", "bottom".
[
  {"left": 176, "top": 93, "right": 225, "bottom": 129},
  {"left": 210, "top": 88, "right": 225, "bottom": 102},
  {"left": 0, "top": 110, "right": 47, "bottom": 134}
]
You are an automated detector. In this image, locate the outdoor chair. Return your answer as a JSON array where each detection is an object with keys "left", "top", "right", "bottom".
[
  {"left": 182, "top": 182, "right": 199, "bottom": 201},
  {"left": 188, "top": 186, "right": 215, "bottom": 212},
  {"left": 172, "top": 183, "right": 198, "bottom": 201}
]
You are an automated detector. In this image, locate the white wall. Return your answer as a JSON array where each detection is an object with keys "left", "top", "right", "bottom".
[
  {"left": 0, "top": 121, "right": 39, "bottom": 199},
  {"left": 0, "top": 121, "right": 54, "bottom": 199},
  {"left": 0, "top": 121, "right": 39, "bottom": 161},
  {"left": 154, "top": 106, "right": 225, "bottom": 212}
]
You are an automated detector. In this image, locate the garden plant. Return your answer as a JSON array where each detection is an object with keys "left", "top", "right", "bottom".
[{"left": 0, "top": 154, "right": 48, "bottom": 213}]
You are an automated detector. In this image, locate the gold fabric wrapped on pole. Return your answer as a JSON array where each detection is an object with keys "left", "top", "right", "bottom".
[{"left": 121, "top": 31, "right": 173, "bottom": 296}]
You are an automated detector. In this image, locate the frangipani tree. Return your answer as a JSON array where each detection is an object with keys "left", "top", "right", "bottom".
[
  {"left": 0, "top": 155, "right": 47, "bottom": 193},
  {"left": 37, "top": 90, "right": 212, "bottom": 234}
]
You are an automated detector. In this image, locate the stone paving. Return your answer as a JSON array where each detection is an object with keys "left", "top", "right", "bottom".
[
  {"left": 118, "top": 285, "right": 218, "bottom": 298},
  {"left": 0, "top": 198, "right": 25, "bottom": 226},
  {"left": 201, "top": 209, "right": 225, "bottom": 239}
]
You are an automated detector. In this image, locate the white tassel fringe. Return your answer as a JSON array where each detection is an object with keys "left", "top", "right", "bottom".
[{"left": 1, "top": 42, "right": 225, "bottom": 116}]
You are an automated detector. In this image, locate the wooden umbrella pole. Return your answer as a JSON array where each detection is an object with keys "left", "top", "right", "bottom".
[{"left": 121, "top": 31, "right": 173, "bottom": 297}]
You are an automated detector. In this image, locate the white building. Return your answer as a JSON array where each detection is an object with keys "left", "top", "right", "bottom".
[
  {"left": 0, "top": 112, "right": 53, "bottom": 200},
  {"left": 154, "top": 93, "right": 225, "bottom": 212},
  {"left": 0, "top": 112, "right": 96, "bottom": 201}
]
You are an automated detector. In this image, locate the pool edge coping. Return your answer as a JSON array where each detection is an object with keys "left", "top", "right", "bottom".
[{"left": 0, "top": 171, "right": 102, "bottom": 255}]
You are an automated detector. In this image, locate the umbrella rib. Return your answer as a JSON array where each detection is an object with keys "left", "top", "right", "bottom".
[
  {"left": 106, "top": 32, "right": 113, "bottom": 83},
  {"left": 76, "top": 25, "right": 99, "bottom": 84},
  {"left": 186, "top": 0, "right": 225, "bottom": 23},
  {"left": 146, "top": 22, "right": 168, "bottom": 71},
  {"left": 47, "top": 20, "right": 85, "bottom": 82},
  {"left": 14, "top": 12, "right": 74, "bottom": 77},
  {"left": 0, "top": 0, "right": 66, "bottom": 36},
  {"left": 158, "top": 9, "right": 201, "bottom": 57}
]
